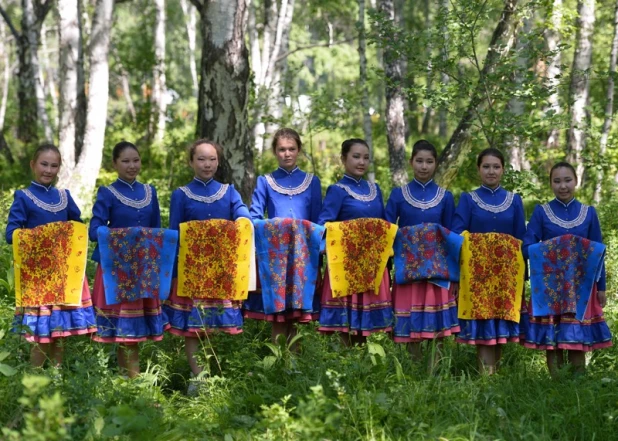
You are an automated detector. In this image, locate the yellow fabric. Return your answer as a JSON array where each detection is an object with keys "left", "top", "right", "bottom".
[
  {"left": 458, "top": 231, "right": 524, "bottom": 322},
  {"left": 177, "top": 218, "right": 254, "bottom": 300},
  {"left": 13, "top": 221, "right": 88, "bottom": 307},
  {"left": 325, "top": 218, "right": 397, "bottom": 298}
]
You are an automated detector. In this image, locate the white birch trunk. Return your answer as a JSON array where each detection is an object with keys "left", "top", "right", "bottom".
[
  {"left": 567, "top": 0, "right": 594, "bottom": 185},
  {"left": 151, "top": 0, "right": 167, "bottom": 142},
  {"left": 438, "top": 0, "right": 449, "bottom": 138},
  {"left": 0, "top": 22, "right": 10, "bottom": 130},
  {"left": 545, "top": 0, "right": 562, "bottom": 149},
  {"left": 359, "top": 0, "right": 375, "bottom": 183},
  {"left": 594, "top": 0, "right": 618, "bottom": 202},
  {"left": 195, "top": 0, "right": 254, "bottom": 201},
  {"left": 59, "top": 0, "right": 113, "bottom": 211},
  {"left": 180, "top": 0, "right": 198, "bottom": 97},
  {"left": 75, "top": 0, "right": 87, "bottom": 155},
  {"left": 57, "top": 0, "right": 80, "bottom": 184}
]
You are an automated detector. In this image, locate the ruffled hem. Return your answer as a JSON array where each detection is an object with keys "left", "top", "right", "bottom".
[{"left": 456, "top": 318, "right": 520, "bottom": 346}]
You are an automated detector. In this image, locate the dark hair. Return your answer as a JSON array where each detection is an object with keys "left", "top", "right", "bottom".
[
  {"left": 341, "top": 138, "right": 369, "bottom": 158},
  {"left": 477, "top": 148, "right": 505, "bottom": 167},
  {"left": 32, "top": 144, "right": 61, "bottom": 165},
  {"left": 271, "top": 128, "right": 302, "bottom": 153},
  {"left": 411, "top": 140, "right": 437, "bottom": 161},
  {"left": 112, "top": 141, "right": 139, "bottom": 161},
  {"left": 550, "top": 161, "right": 578, "bottom": 183},
  {"left": 188, "top": 138, "right": 224, "bottom": 163}
]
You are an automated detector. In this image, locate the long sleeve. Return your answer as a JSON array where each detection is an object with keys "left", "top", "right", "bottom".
[
  {"left": 309, "top": 177, "right": 323, "bottom": 224},
  {"left": 169, "top": 190, "right": 184, "bottom": 231},
  {"left": 441, "top": 192, "right": 456, "bottom": 229},
  {"left": 318, "top": 186, "right": 344, "bottom": 225},
  {"left": 89, "top": 188, "right": 112, "bottom": 242},
  {"left": 5, "top": 191, "right": 27, "bottom": 244},
  {"left": 512, "top": 195, "right": 526, "bottom": 241},
  {"left": 588, "top": 207, "right": 606, "bottom": 291},
  {"left": 384, "top": 189, "right": 400, "bottom": 224},
  {"left": 376, "top": 185, "right": 386, "bottom": 220},
  {"left": 522, "top": 206, "right": 544, "bottom": 260},
  {"left": 249, "top": 176, "right": 267, "bottom": 220},
  {"left": 230, "top": 186, "right": 251, "bottom": 220},
  {"left": 150, "top": 186, "right": 162, "bottom": 228},
  {"left": 66, "top": 191, "right": 82, "bottom": 222},
  {"left": 451, "top": 193, "right": 471, "bottom": 234}
]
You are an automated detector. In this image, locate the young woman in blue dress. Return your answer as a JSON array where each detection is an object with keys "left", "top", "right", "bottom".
[
  {"left": 317, "top": 138, "right": 393, "bottom": 344},
  {"left": 522, "top": 162, "right": 611, "bottom": 375},
  {"left": 245, "top": 128, "right": 323, "bottom": 343},
  {"left": 6, "top": 144, "right": 96, "bottom": 367},
  {"left": 163, "top": 139, "right": 251, "bottom": 381},
  {"left": 451, "top": 148, "right": 527, "bottom": 374},
  {"left": 385, "top": 140, "right": 457, "bottom": 363},
  {"left": 89, "top": 141, "right": 164, "bottom": 378}
]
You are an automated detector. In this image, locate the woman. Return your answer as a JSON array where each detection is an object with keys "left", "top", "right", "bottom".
[
  {"left": 452, "top": 148, "right": 526, "bottom": 374},
  {"left": 385, "top": 140, "right": 457, "bottom": 363},
  {"left": 318, "top": 138, "right": 393, "bottom": 343},
  {"left": 522, "top": 162, "right": 612, "bottom": 375},
  {"left": 6, "top": 144, "right": 96, "bottom": 367},
  {"left": 89, "top": 141, "right": 164, "bottom": 378},
  {"left": 163, "top": 139, "right": 250, "bottom": 383},
  {"left": 245, "top": 128, "right": 323, "bottom": 343}
]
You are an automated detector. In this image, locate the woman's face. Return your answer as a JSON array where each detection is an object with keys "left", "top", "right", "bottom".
[
  {"left": 30, "top": 150, "right": 61, "bottom": 186},
  {"left": 411, "top": 150, "right": 436, "bottom": 183},
  {"left": 478, "top": 155, "right": 503, "bottom": 189},
  {"left": 113, "top": 148, "right": 141, "bottom": 182},
  {"left": 551, "top": 167, "right": 577, "bottom": 203},
  {"left": 342, "top": 143, "right": 370, "bottom": 179},
  {"left": 275, "top": 137, "right": 300, "bottom": 171},
  {"left": 191, "top": 143, "right": 219, "bottom": 181}
]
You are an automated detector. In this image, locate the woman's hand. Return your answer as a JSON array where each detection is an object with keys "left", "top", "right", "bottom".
[{"left": 598, "top": 290, "right": 607, "bottom": 308}]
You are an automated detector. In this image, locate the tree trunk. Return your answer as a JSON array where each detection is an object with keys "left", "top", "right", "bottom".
[
  {"left": 74, "top": 0, "right": 87, "bottom": 157},
  {"left": 438, "top": 0, "right": 449, "bottom": 138},
  {"left": 379, "top": 0, "right": 408, "bottom": 187},
  {"left": 180, "top": 0, "right": 199, "bottom": 97},
  {"left": 358, "top": 0, "right": 375, "bottom": 183},
  {"left": 57, "top": 0, "right": 80, "bottom": 184},
  {"left": 435, "top": 0, "right": 519, "bottom": 188},
  {"left": 421, "top": 0, "right": 432, "bottom": 135},
  {"left": 0, "top": 129, "right": 15, "bottom": 165},
  {"left": 58, "top": 0, "right": 113, "bottom": 211},
  {"left": 544, "top": 0, "right": 562, "bottom": 149},
  {"left": 566, "top": 0, "right": 594, "bottom": 185},
  {"left": 594, "top": 0, "right": 618, "bottom": 202},
  {"left": 151, "top": 0, "right": 167, "bottom": 142},
  {"left": 40, "top": 23, "right": 58, "bottom": 130},
  {"left": 0, "top": 22, "right": 10, "bottom": 131},
  {"left": 194, "top": 0, "right": 254, "bottom": 201}
]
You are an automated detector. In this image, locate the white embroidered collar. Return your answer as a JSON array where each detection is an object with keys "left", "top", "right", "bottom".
[
  {"left": 542, "top": 200, "right": 588, "bottom": 229},
  {"left": 265, "top": 171, "right": 313, "bottom": 196},
  {"left": 402, "top": 183, "right": 445, "bottom": 211},
  {"left": 470, "top": 188, "right": 514, "bottom": 213},
  {"left": 180, "top": 182, "right": 228, "bottom": 203},
  {"left": 107, "top": 183, "right": 152, "bottom": 209},
  {"left": 336, "top": 180, "right": 377, "bottom": 202},
  {"left": 22, "top": 187, "right": 68, "bottom": 213}
]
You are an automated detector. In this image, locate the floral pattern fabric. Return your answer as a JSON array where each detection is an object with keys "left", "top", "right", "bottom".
[
  {"left": 13, "top": 221, "right": 88, "bottom": 307},
  {"left": 529, "top": 234, "right": 605, "bottom": 321},
  {"left": 254, "top": 218, "right": 325, "bottom": 314},
  {"left": 97, "top": 226, "right": 178, "bottom": 305},
  {"left": 326, "top": 218, "right": 397, "bottom": 298},
  {"left": 458, "top": 231, "right": 524, "bottom": 322},
  {"left": 393, "top": 223, "right": 463, "bottom": 286},
  {"left": 177, "top": 218, "right": 255, "bottom": 300}
]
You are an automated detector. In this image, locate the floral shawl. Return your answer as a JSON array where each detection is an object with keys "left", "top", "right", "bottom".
[
  {"left": 393, "top": 223, "right": 463, "bottom": 287},
  {"left": 458, "top": 232, "right": 524, "bottom": 322},
  {"left": 325, "top": 218, "right": 397, "bottom": 298},
  {"left": 177, "top": 218, "right": 255, "bottom": 300},
  {"left": 13, "top": 221, "right": 88, "bottom": 307},
  {"left": 254, "top": 218, "right": 325, "bottom": 314},
  {"left": 529, "top": 234, "right": 605, "bottom": 321},
  {"left": 97, "top": 226, "right": 178, "bottom": 305}
]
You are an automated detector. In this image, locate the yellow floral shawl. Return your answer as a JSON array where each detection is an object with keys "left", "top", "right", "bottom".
[
  {"left": 177, "top": 218, "right": 255, "bottom": 300},
  {"left": 326, "top": 218, "right": 397, "bottom": 298},
  {"left": 458, "top": 231, "right": 524, "bottom": 322},
  {"left": 13, "top": 221, "right": 88, "bottom": 307}
]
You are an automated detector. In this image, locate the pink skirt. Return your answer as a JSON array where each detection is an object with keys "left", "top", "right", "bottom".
[
  {"left": 392, "top": 281, "right": 460, "bottom": 343},
  {"left": 92, "top": 266, "right": 168, "bottom": 343},
  {"left": 13, "top": 278, "right": 97, "bottom": 343},
  {"left": 318, "top": 268, "right": 393, "bottom": 335}
]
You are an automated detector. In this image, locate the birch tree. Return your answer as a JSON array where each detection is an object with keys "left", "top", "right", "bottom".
[
  {"left": 0, "top": 22, "right": 10, "bottom": 131},
  {"left": 379, "top": 0, "right": 407, "bottom": 187},
  {"left": 358, "top": 0, "right": 375, "bottom": 183},
  {"left": 191, "top": 0, "right": 254, "bottom": 201},
  {"left": 0, "top": 0, "right": 53, "bottom": 143},
  {"left": 544, "top": 0, "right": 562, "bottom": 149},
  {"left": 566, "top": 0, "right": 594, "bottom": 185},
  {"left": 151, "top": 0, "right": 167, "bottom": 142},
  {"left": 594, "top": 0, "right": 618, "bottom": 202},
  {"left": 435, "top": 0, "right": 520, "bottom": 187},
  {"left": 180, "top": 0, "right": 198, "bottom": 97}
]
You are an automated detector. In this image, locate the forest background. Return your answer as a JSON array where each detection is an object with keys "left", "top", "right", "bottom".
[{"left": 2, "top": 0, "right": 618, "bottom": 439}]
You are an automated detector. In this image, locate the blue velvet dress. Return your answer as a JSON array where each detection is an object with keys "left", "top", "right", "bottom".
[
  {"left": 163, "top": 178, "right": 251, "bottom": 335},
  {"left": 521, "top": 198, "right": 612, "bottom": 351},
  {"left": 452, "top": 185, "right": 526, "bottom": 345},
  {"left": 6, "top": 181, "right": 96, "bottom": 342},
  {"left": 89, "top": 178, "right": 167, "bottom": 342}
]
